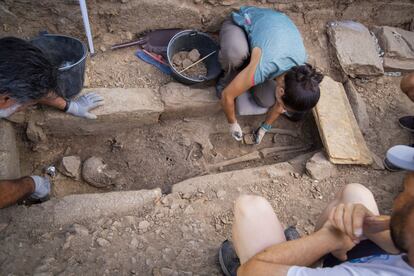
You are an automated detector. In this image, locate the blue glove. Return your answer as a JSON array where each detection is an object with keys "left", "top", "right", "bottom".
[{"left": 254, "top": 123, "right": 272, "bottom": 144}]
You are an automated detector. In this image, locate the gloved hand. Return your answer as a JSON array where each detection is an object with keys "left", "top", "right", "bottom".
[
  {"left": 254, "top": 123, "right": 272, "bottom": 144},
  {"left": 66, "top": 93, "right": 104, "bottom": 119},
  {"left": 229, "top": 122, "right": 243, "bottom": 141},
  {"left": 0, "top": 103, "right": 22, "bottom": 118},
  {"left": 30, "top": 176, "right": 51, "bottom": 199}
]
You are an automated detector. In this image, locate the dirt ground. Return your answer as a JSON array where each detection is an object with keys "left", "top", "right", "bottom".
[{"left": 1, "top": 0, "right": 414, "bottom": 275}]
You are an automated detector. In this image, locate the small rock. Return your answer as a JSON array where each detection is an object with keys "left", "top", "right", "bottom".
[
  {"left": 172, "top": 54, "right": 183, "bottom": 67},
  {"left": 0, "top": 222, "right": 8, "bottom": 232},
  {"left": 160, "top": 268, "right": 178, "bottom": 276},
  {"left": 96, "top": 238, "right": 110, "bottom": 247},
  {"left": 59, "top": 156, "right": 81, "bottom": 180},
  {"left": 129, "top": 237, "right": 139, "bottom": 249},
  {"left": 187, "top": 49, "right": 201, "bottom": 62},
  {"left": 139, "top": 220, "right": 150, "bottom": 232},
  {"left": 67, "top": 223, "right": 89, "bottom": 236},
  {"left": 371, "top": 151, "right": 385, "bottom": 170},
  {"left": 82, "top": 157, "right": 118, "bottom": 188},
  {"left": 216, "top": 190, "right": 226, "bottom": 199},
  {"left": 26, "top": 120, "right": 47, "bottom": 144},
  {"left": 182, "top": 58, "right": 193, "bottom": 69},
  {"left": 184, "top": 205, "right": 194, "bottom": 215},
  {"left": 305, "top": 152, "right": 338, "bottom": 180},
  {"left": 100, "top": 45, "right": 107, "bottom": 52}
]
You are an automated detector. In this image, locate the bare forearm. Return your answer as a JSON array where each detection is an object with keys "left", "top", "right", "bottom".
[
  {"left": 253, "top": 229, "right": 337, "bottom": 266},
  {"left": 265, "top": 103, "right": 283, "bottom": 125},
  {"left": 0, "top": 177, "right": 35, "bottom": 208},
  {"left": 239, "top": 229, "right": 340, "bottom": 276},
  {"left": 221, "top": 94, "right": 237, "bottom": 124},
  {"left": 38, "top": 96, "right": 67, "bottom": 111}
]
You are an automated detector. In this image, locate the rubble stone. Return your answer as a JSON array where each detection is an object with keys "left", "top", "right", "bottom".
[
  {"left": 59, "top": 156, "right": 82, "bottom": 180},
  {"left": 26, "top": 120, "right": 47, "bottom": 144},
  {"left": 306, "top": 152, "right": 338, "bottom": 180},
  {"left": 327, "top": 21, "right": 384, "bottom": 77}
]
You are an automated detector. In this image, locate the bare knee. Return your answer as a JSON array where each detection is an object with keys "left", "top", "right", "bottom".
[
  {"left": 234, "top": 195, "right": 273, "bottom": 219},
  {"left": 340, "top": 183, "right": 373, "bottom": 198},
  {"left": 337, "top": 183, "right": 379, "bottom": 215}
]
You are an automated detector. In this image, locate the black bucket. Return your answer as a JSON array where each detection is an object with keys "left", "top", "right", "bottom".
[
  {"left": 31, "top": 34, "right": 87, "bottom": 99},
  {"left": 167, "top": 30, "right": 221, "bottom": 85}
]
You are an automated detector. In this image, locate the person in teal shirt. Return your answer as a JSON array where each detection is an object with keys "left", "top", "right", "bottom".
[{"left": 217, "top": 6, "right": 323, "bottom": 144}]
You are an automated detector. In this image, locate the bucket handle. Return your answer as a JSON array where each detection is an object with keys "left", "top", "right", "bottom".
[{"left": 189, "top": 31, "right": 198, "bottom": 37}]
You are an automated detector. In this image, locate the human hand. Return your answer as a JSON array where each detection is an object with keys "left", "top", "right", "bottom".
[
  {"left": 254, "top": 123, "right": 272, "bottom": 144},
  {"left": 30, "top": 175, "right": 51, "bottom": 199},
  {"left": 229, "top": 122, "right": 243, "bottom": 141},
  {"left": 321, "top": 220, "right": 357, "bottom": 261},
  {"left": 0, "top": 103, "right": 22, "bottom": 118},
  {"left": 66, "top": 93, "right": 104, "bottom": 119},
  {"left": 329, "top": 203, "right": 377, "bottom": 242}
]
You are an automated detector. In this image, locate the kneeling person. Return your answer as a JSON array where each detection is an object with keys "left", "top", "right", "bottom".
[
  {"left": 0, "top": 37, "right": 103, "bottom": 119},
  {"left": 217, "top": 6, "right": 323, "bottom": 144}
]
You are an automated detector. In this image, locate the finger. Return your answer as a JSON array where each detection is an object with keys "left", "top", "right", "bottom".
[
  {"left": 88, "top": 101, "right": 105, "bottom": 110},
  {"left": 84, "top": 112, "right": 97, "bottom": 119},
  {"left": 334, "top": 204, "right": 345, "bottom": 232},
  {"left": 343, "top": 203, "right": 355, "bottom": 238},
  {"left": 85, "top": 92, "right": 98, "bottom": 99},
  {"left": 352, "top": 205, "right": 366, "bottom": 238},
  {"left": 328, "top": 208, "right": 336, "bottom": 226},
  {"left": 87, "top": 94, "right": 104, "bottom": 102}
]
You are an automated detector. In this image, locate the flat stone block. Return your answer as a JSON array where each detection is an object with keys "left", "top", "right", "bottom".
[
  {"left": 383, "top": 57, "right": 414, "bottom": 73},
  {"left": 160, "top": 82, "right": 221, "bottom": 119},
  {"left": 327, "top": 21, "right": 384, "bottom": 77},
  {"left": 0, "top": 120, "right": 20, "bottom": 180},
  {"left": 53, "top": 188, "right": 162, "bottom": 225},
  {"left": 172, "top": 162, "right": 296, "bottom": 194},
  {"left": 42, "top": 88, "right": 164, "bottom": 136},
  {"left": 373, "top": 26, "right": 414, "bottom": 60}
]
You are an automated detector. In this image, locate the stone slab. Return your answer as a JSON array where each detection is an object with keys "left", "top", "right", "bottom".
[
  {"left": 53, "top": 188, "right": 162, "bottom": 225},
  {"left": 343, "top": 80, "right": 370, "bottom": 134},
  {"left": 160, "top": 82, "right": 221, "bottom": 119},
  {"left": 373, "top": 26, "right": 414, "bottom": 60},
  {"left": 327, "top": 21, "right": 384, "bottom": 77},
  {"left": 41, "top": 88, "right": 163, "bottom": 136},
  {"left": 383, "top": 57, "right": 414, "bottom": 73},
  {"left": 172, "top": 162, "right": 296, "bottom": 194},
  {"left": 313, "top": 76, "right": 372, "bottom": 165},
  {"left": 0, "top": 120, "right": 20, "bottom": 179}
]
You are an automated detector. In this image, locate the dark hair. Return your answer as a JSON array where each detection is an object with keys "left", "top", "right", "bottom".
[
  {"left": 282, "top": 64, "right": 323, "bottom": 112},
  {"left": 390, "top": 200, "right": 414, "bottom": 253},
  {"left": 0, "top": 37, "right": 58, "bottom": 102}
]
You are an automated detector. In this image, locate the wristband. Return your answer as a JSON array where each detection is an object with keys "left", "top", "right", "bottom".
[
  {"left": 63, "top": 99, "right": 70, "bottom": 112},
  {"left": 261, "top": 123, "right": 272, "bottom": 131}
]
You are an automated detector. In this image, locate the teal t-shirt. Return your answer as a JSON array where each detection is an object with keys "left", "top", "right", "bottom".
[{"left": 232, "top": 6, "right": 307, "bottom": 85}]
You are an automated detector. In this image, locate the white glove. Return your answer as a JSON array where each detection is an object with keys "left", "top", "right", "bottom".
[
  {"left": 66, "top": 93, "right": 104, "bottom": 119},
  {"left": 0, "top": 103, "right": 22, "bottom": 118},
  {"left": 30, "top": 176, "right": 51, "bottom": 199},
  {"left": 254, "top": 123, "right": 271, "bottom": 144},
  {"left": 229, "top": 122, "right": 243, "bottom": 141}
]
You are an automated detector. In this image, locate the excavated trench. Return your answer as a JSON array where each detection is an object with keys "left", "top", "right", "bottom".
[{"left": 16, "top": 112, "right": 321, "bottom": 197}]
